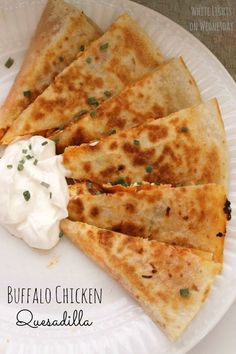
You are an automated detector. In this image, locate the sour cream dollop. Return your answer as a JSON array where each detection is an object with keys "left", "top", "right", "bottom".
[{"left": 0, "top": 136, "right": 69, "bottom": 249}]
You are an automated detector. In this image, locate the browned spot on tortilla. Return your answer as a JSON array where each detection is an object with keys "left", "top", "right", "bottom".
[
  {"left": 100, "top": 166, "right": 116, "bottom": 177},
  {"left": 123, "top": 142, "right": 138, "bottom": 154},
  {"left": 109, "top": 141, "right": 118, "bottom": 150},
  {"left": 83, "top": 162, "right": 91, "bottom": 172},
  {"left": 147, "top": 125, "right": 168, "bottom": 143},
  {"left": 112, "top": 222, "right": 144, "bottom": 236},
  {"left": 133, "top": 148, "right": 155, "bottom": 166},
  {"left": 90, "top": 206, "right": 99, "bottom": 217},
  {"left": 98, "top": 230, "right": 114, "bottom": 247},
  {"left": 125, "top": 203, "right": 136, "bottom": 213},
  {"left": 69, "top": 198, "right": 84, "bottom": 220},
  {"left": 152, "top": 104, "right": 165, "bottom": 118}
]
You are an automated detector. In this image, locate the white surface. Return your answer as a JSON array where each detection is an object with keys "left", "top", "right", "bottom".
[
  {"left": 0, "top": 0, "right": 236, "bottom": 353},
  {"left": 189, "top": 300, "right": 236, "bottom": 354}
]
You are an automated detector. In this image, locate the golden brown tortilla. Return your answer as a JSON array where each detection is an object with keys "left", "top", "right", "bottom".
[
  {"left": 68, "top": 182, "right": 228, "bottom": 262},
  {"left": 0, "top": 0, "right": 102, "bottom": 132},
  {"left": 49, "top": 57, "right": 201, "bottom": 153},
  {"left": 2, "top": 13, "right": 164, "bottom": 144},
  {"left": 60, "top": 219, "right": 221, "bottom": 341},
  {"left": 63, "top": 99, "right": 228, "bottom": 189}
]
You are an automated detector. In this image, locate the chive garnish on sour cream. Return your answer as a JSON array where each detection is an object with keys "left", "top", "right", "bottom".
[
  {"left": 17, "top": 164, "right": 24, "bottom": 171},
  {"left": 5, "top": 57, "right": 14, "bottom": 68},
  {"left": 23, "top": 191, "right": 31, "bottom": 201},
  {"left": 41, "top": 181, "right": 50, "bottom": 188},
  {"left": 42, "top": 141, "right": 48, "bottom": 146}
]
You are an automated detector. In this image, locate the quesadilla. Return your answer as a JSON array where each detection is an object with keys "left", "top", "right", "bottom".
[
  {"left": 68, "top": 183, "right": 228, "bottom": 262},
  {"left": 60, "top": 219, "right": 221, "bottom": 340},
  {"left": 63, "top": 99, "right": 228, "bottom": 189},
  {"left": 0, "top": 0, "right": 102, "bottom": 133},
  {"left": 2, "top": 13, "right": 164, "bottom": 144},
  {"left": 49, "top": 57, "right": 201, "bottom": 153}
]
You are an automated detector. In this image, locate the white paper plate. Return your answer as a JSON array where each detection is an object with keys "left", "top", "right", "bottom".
[{"left": 0, "top": 0, "right": 236, "bottom": 353}]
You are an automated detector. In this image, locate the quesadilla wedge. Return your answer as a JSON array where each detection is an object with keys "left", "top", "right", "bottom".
[
  {"left": 68, "top": 183, "right": 228, "bottom": 262},
  {"left": 0, "top": 0, "right": 102, "bottom": 133},
  {"left": 63, "top": 99, "right": 228, "bottom": 189},
  {"left": 2, "top": 13, "right": 164, "bottom": 144},
  {"left": 60, "top": 219, "right": 221, "bottom": 340},
  {"left": 49, "top": 57, "right": 201, "bottom": 153}
]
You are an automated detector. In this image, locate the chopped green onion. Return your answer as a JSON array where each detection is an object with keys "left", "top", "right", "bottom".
[
  {"left": 19, "top": 159, "right": 25, "bottom": 164},
  {"left": 59, "top": 231, "right": 64, "bottom": 238},
  {"left": 5, "top": 57, "right": 14, "bottom": 68},
  {"left": 17, "top": 164, "right": 24, "bottom": 171},
  {"left": 26, "top": 155, "right": 33, "bottom": 160},
  {"left": 145, "top": 165, "right": 153, "bottom": 173},
  {"left": 50, "top": 192, "right": 52, "bottom": 199},
  {"left": 179, "top": 288, "right": 190, "bottom": 297},
  {"left": 104, "top": 90, "right": 112, "bottom": 97},
  {"left": 73, "top": 109, "right": 88, "bottom": 121},
  {"left": 80, "top": 45, "right": 85, "bottom": 51},
  {"left": 87, "top": 182, "right": 93, "bottom": 189},
  {"left": 23, "top": 90, "right": 32, "bottom": 97},
  {"left": 87, "top": 97, "right": 99, "bottom": 108},
  {"left": 100, "top": 42, "right": 109, "bottom": 51},
  {"left": 7, "top": 164, "right": 13, "bottom": 169},
  {"left": 29, "top": 144, "right": 32, "bottom": 150},
  {"left": 180, "top": 127, "right": 189, "bottom": 133},
  {"left": 23, "top": 190, "right": 31, "bottom": 201},
  {"left": 133, "top": 139, "right": 140, "bottom": 145},
  {"left": 95, "top": 191, "right": 102, "bottom": 195},
  {"left": 33, "top": 159, "right": 38, "bottom": 166},
  {"left": 41, "top": 141, "right": 48, "bottom": 146},
  {"left": 113, "top": 178, "right": 127, "bottom": 186},
  {"left": 86, "top": 57, "right": 92, "bottom": 64},
  {"left": 41, "top": 181, "right": 50, "bottom": 188},
  {"left": 108, "top": 128, "right": 116, "bottom": 135},
  {"left": 90, "top": 110, "right": 96, "bottom": 118},
  {"left": 58, "top": 124, "right": 64, "bottom": 130}
]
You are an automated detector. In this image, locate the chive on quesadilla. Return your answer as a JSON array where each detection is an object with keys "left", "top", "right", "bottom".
[
  {"left": 2, "top": 13, "right": 164, "bottom": 144},
  {"left": 60, "top": 219, "right": 221, "bottom": 341},
  {"left": 63, "top": 99, "right": 228, "bottom": 189},
  {"left": 50, "top": 57, "right": 201, "bottom": 153},
  {"left": 0, "top": 0, "right": 102, "bottom": 135},
  {"left": 68, "top": 183, "right": 228, "bottom": 262}
]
